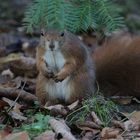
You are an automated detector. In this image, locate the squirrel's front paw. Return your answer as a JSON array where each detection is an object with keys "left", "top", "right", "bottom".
[
  {"left": 43, "top": 68, "right": 54, "bottom": 78},
  {"left": 46, "top": 71, "right": 54, "bottom": 78},
  {"left": 54, "top": 74, "right": 65, "bottom": 82}
]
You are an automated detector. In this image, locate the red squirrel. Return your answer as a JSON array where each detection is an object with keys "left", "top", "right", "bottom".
[
  {"left": 93, "top": 33, "right": 140, "bottom": 98},
  {"left": 36, "top": 29, "right": 95, "bottom": 105},
  {"left": 36, "top": 29, "right": 140, "bottom": 105}
]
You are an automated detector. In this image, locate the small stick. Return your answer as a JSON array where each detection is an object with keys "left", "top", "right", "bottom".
[{"left": 7, "top": 80, "right": 27, "bottom": 112}]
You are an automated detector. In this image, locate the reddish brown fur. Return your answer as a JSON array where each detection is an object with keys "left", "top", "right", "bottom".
[
  {"left": 93, "top": 34, "right": 140, "bottom": 98},
  {"left": 36, "top": 30, "right": 95, "bottom": 105},
  {"left": 36, "top": 46, "right": 49, "bottom": 104}
]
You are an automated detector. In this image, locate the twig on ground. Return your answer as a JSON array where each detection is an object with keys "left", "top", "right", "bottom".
[{"left": 0, "top": 86, "right": 38, "bottom": 104}]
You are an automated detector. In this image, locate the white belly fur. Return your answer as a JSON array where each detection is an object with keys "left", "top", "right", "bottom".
[
  {"left": 45, "top": 78, "right": 71, "bottom": 101},
  {"left": 44, "top": 50, "right": 65, "bottom": 72},
  {"left": 44, "top": 50, "right": 71, "bottom": 101}
]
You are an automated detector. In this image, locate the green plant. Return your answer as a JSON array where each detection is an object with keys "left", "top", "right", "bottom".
[
  {"left": 65, "top": 93, "right": 118, "bottom": 127},
  {"left": 23, "top": 0, "right": 125, "bottom": 34},
  {"left": 20, "top": 113, "right": 51, "bottom": 138}
]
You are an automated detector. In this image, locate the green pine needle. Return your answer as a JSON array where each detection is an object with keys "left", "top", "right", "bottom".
[{"left": 23, "top": 0, "right": 125, "bottom": 33}]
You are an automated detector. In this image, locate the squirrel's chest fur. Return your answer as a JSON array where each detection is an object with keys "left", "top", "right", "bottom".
[
  {"left": 43, "top": 50, "right": 71, "bottom": 101},
  {"left": 44, "top": 50, "right": 65, "bottom": 72}
]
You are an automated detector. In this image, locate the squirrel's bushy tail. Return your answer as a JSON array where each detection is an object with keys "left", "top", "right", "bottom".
[{"left": 93, "top": 34, "right": 140, "bottom": 98}]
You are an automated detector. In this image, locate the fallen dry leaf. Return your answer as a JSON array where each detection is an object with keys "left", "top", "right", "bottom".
[
  {"left": 124, "top": 120, "right": 135, "bottom": 131},
  {"left": 2, "top": 97, "right": 16, "bottom": 107},
  {"left": 110, "top": 96, "right": 132, "bottom": 105},
  {"left": 45, "top": 100, "right": 79, "bottom": 116},
  {"left": 12, "top": 103, "right": 23, "bottom": 115},
  {"left": 76, "top": 121, "right": 101, "bottom": 131},
  {"left": 0, "top": 99, "right": 9, "bottom": 108},
  {"left": 111, "top": 120, "right": 125, "bottom": 130},
  {"left": 45, "top": 104, "right": 68, "bottom": 116},
  {"left": 101, "top": 127, "right": 120, "bottom": 139},
  {"left": 67, "top": 100, "right": 79, "bottom": 110},
  {"left": 3, "top": 98, "right": 27, "bottom": 121},
  {"left": 9, "top": 56, "right": 37, "bottom": 78},
  {"left": 128, "top": 111, "right": 140, "bottom": 123},
  {"left": 91, "top": 111, "right": 102, "bottom": 125},
  {"left": 133, "top": 124, "right": 140, "bottom": 131},
  {"left": 116, "top": 135, "right": 124, "bottom": 140},
  {"left": 81, "top": 131, "right": 97, "bottom": 140},
  {"left": 3, "top": 131, "right": 30, "bottom": 140},
  {"left": 49, "top": 118, "right": 76, "bottom": 140},
  {"left": 0, "top": 126, "right": 12, "bottom": 139},
  {"left": 33, "top": 130, "right": 55, "bottom": 140},
  {"left": 0, "top": 87, "right": 38, "bottom": 104},
  {"left": 2, "top": 97, "right": 22, "bottom": 115},
  {"left": 8, "top": 111, "right": 27, "bottom": 121}
]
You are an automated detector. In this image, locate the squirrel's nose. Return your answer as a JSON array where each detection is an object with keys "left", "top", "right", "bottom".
[{"left": 49, "top": 43, "right": 55, "bottom": 51}]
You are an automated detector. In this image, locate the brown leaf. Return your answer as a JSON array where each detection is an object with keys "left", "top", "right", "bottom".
[
  {"left": 8, "top": 111, "right": 27, "bottom": 121},
  {"left": 2, "top": 97, "right": 15, "bottom": 107},
  {"left": 123, "top": 119, "right": 140, "bottom": 131},
  {"left": 116, "top": 135, "right": 124, "bottom": 140},
  {"left": 111, "top": 120, "right": 125, "bottom": 130},
  {"left": 0, "top": 99, "right": 9, "bottom": 108},
  {"left": 91, "top": 111, "right": 102, "bottom": 125},
  {"left": 3, "top": 131, "right": 30, "bottom": 140},
  {"left": 3, "top": 97, "right": 26, "bottom": 121},
  {"left": 10, "top": 56, "right": 37, "bottom": 78},
  {"left": 81, "top": 131, "right": 98, "bottom": 140},
  {"left": 124, "top": 120, "right": 135, "bottom": 131},
  {"left": 76, "top": 121, "right": 101, "bottom": 131},
  {"left": 67, "top": 100, "right": 79, "bottom": 110},
  {"left": 128, "top": 111, "right": 140, "bottom": 123},
  {"left": 2, "top": 97, "right": 22, "bottom": 115},
  {"left": 110, "top": 96, "right": 132, "bottom": 105},
  {"left": 0, "top": 87, "right": 38, "bottom": 104},
  {"left": 33, "top": 130, "right": 55, "bottom": 140},
  {"left": 45, "top": 104, "right": 68, "bottom": 116},
  {"left": 0, "top": 126, "right": 12, "bottom": 139},
  {"left": 133, "top": 123, "right": 140, "bottom": 131},
  {"left": 49, "top": 118, "right": 76, "bottom": 140},
  {"left": 101, "top": 127, "right": 120, "bottom": 139},
  {"left": 13, "top": 104, "right": 23, "bottom": 115}
]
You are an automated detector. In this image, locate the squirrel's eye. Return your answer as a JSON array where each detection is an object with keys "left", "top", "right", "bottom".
[
  {"left": 41, "top": 32, "right": 44, "bottom": 36},
  {"left": 60, "top": 32, "right": 64, "bottom": 37}
]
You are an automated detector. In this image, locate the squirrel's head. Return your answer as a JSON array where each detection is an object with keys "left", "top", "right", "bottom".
[{"left": 40, "top": 29, "right": 65, "bottom": 51}]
